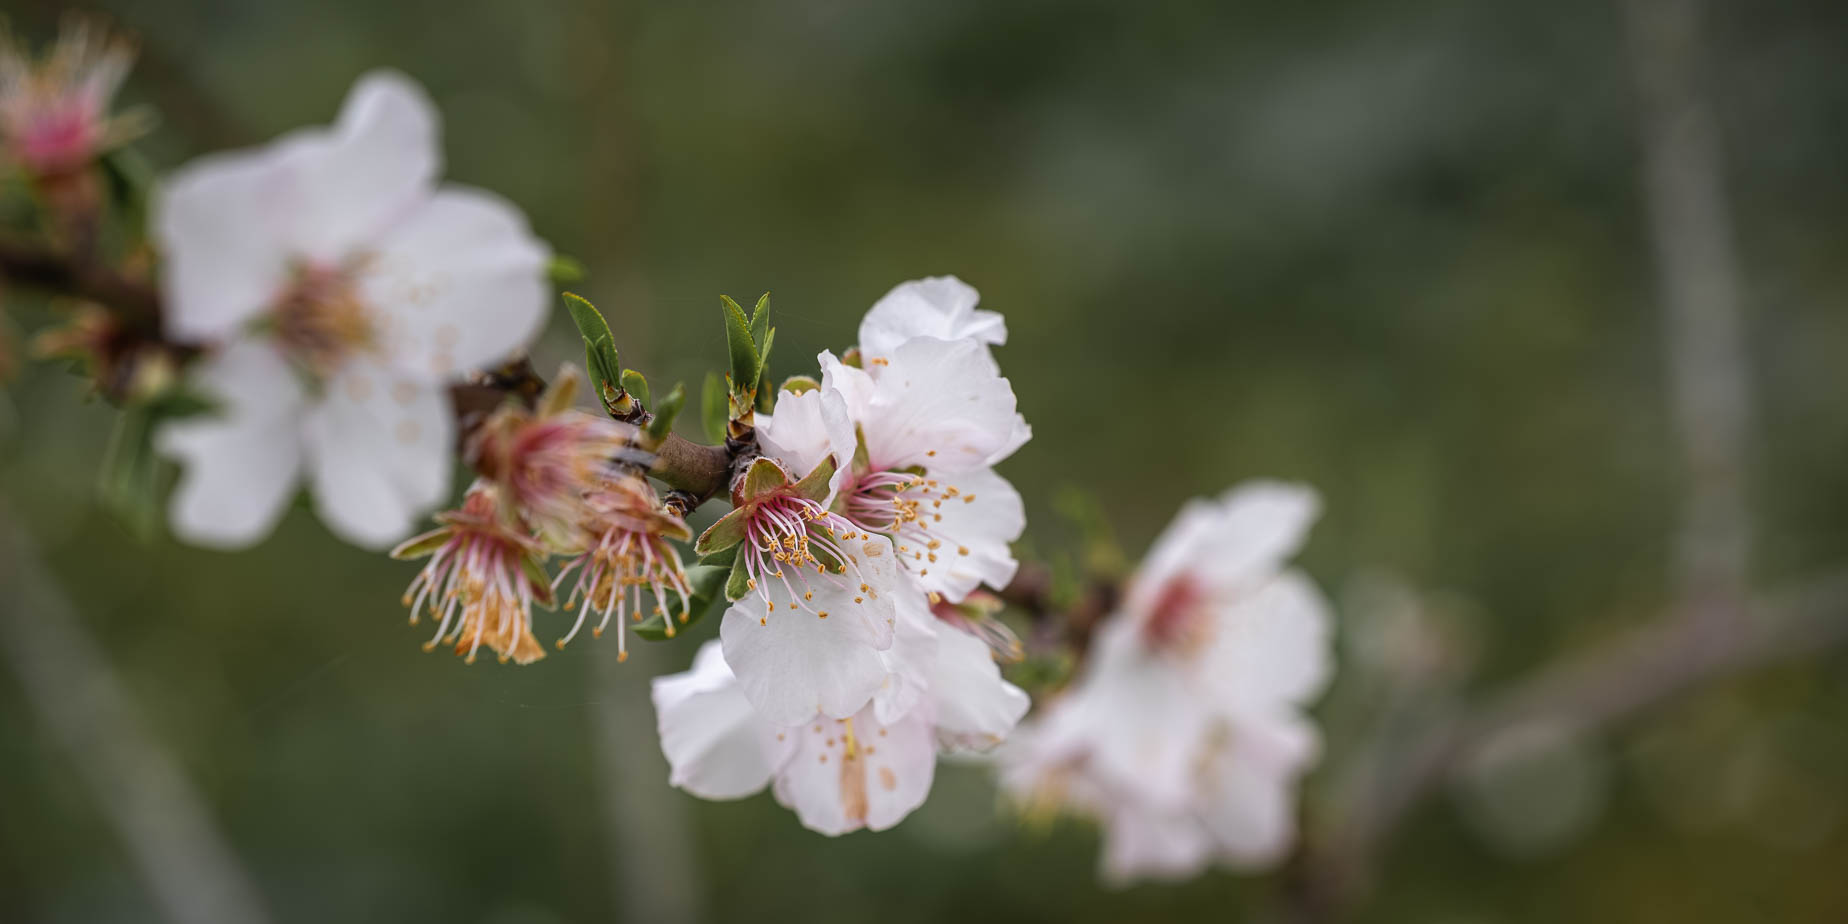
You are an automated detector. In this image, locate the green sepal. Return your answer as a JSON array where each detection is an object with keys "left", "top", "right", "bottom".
[
  {"left": 851, "top": 425, "right": 872, "bottom": 476},
  {"left": 562, "top": 293, "right": 623, "bottom": 409},
  {"left": 695, "top": 505, "right": 751, "bottom": 556},
  {"left": 739, "top": 456, "right": 791, "bottom": 500},
  {"left": 781, "top": 375, "right": 821, "bottom": 395},
  {"left": 98, "top": 406, "right": 160, "bottom": 540},
  {"left": 100, "top": 147, "right": 158, "bottom": 240},
  {"left": 701, "top": 371, "right": 727, "bottom": 443},
  {"left": 547, "top": 254, "right": 587, "bottom": 284},
  {"left": 521, "top": 554, "right": 557, "bottom": 608},
  {"left": 620, "top": 369, "right": 650, "bottom": 407},
  {"left": 840, "top": 347, "right": 864, "bottom": 369},
  {"left": 390, "top": 527, "right": 451, "bottom": 560},
  {"left": 790, "top": 455, "right": 836, "bottom": 504},
  {"left": 645, "top": 383, "right": 685, "bottom": 444},
  {"left": 724, "top": 548, "right": 753, "bottom": 601}
]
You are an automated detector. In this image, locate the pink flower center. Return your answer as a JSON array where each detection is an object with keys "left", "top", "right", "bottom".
[
  {"left": 1143, "top": 577, "right": 1213, "bottom": 655},
  {"left": 844, "top": 469, "right": 977, "bottom": 598},
  {"left": 742, "top": 493, "right": 875, "bottom": 619}
]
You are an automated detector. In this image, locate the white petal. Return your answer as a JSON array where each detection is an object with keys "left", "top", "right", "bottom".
[
  {"left": 908, "top": 466, "right": 1023, "bottom": 602},
  {"left": 1199, "top": 712, "right": 1318, "bottom": 868},
  {"left": 284, "top": 70, "right": 439, "bottom": 262},
  {"left": 930, "top": 621, "right": 1030, "bottom": 752},
  {"left": 1063, "top": 619, "right": 1214, "bottom": 812},
  {"left": 771, "top": 701, "right": 937, "bottom": 835},
  {"left": 155, "top": 148, "right": 295, "bottom": 342},
  {"left": 652, "top": 641, "right": 788, "bottom": 800},
  {"left": 359, "top": 186, "right": 551, "bottom": 382},
  {"left": 860, "top": 337, "right": 1021, "bottom": 472},
  {"left": 154, "top": 341, "right": 306, "bottom": 547},
  {"left": 719, "top": 535, "right": 903, "bottom": 726},
  {"left": 1198, "top": 570, "right": 1333, "bottom": 711},
  {"left": 300, "top": 362, "right": 454, "bottom": 549},
  {"left": 1098, "top": 799, "right": 1214, "bottom": 887},
  {"left": 872, "top": 587, "right": 939, "bottom": 725},
  {"left": 757, "top": 386, "right": 856, "bottom": 504},
  {"left": 1132, "top": 481, "right": 1321, "bottom": 608},
  {"left": 857, "top": 276, "right": 1006, "bottom": 356},
  {"left": 817, "top": 350, "right": 876, "bottom": 420}
]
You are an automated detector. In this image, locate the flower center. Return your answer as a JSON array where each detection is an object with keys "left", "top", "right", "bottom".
[
  {"left": 742, "top": 493, "right": 876, "bottom": 618},
  {"left": 556, "top": 524, "right": 692, "bottom": 659},
  {"left": 271, "top": 264, "right": 372, "bottom": 376},
  {"left": 844, "top": 469, "right": 977, "bottom": 599},
  {"left": 1143, "top": 576, "right": 1214, "bottom": 656}
]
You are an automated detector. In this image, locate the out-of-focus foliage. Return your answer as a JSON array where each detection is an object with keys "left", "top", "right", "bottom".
[{"left": 2, "top": 0, "right": 1846, "bottom": 921}]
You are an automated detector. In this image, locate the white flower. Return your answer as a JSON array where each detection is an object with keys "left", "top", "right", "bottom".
[
  {"left": 758, "top": 337, "right": 1027, "bottom": 605},
  {"left": 153, "top": 71, "right": 550, "bottom": 549},
  {"left": 1000, "top": 482, "right": 1332, "bottom": 885},
  {"left": 856, "top": 275, "right": 1006, "bottom": 358},
  {"left": 653, "top": 629, "right": 1027, "bottom": 835}
]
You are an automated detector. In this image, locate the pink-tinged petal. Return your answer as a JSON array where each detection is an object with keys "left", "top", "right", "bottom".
[
  {"left": 1132, "top": 481, "right": 1321, "bottom": 610},
  {"left": 858, "top": 276, "right": 1006, "bottom": 356},
  {"left": 907, "top": 466, "right": 1023, "bottom": 603},
  {"left": 1098, "top": 800, "right": 1214, "bottom": 887},
  {"left": 930, "top": 621, "right": 1029, "bottom": 752},
  {"left": 1199, "top": 570, "right": 1333, "bottom": 712},
  {"left": 861, "top": 337, "right": 1021, "bottom": 471},
  {"left": 757, "top": 386, "right": 856, "bottom": 504},
  {"left": 300, "top": 361, "right": 454, "bottom": 549},
  {"left": 360, "top": 186, "right": 550, "bottom": 382},
  {"left": 285, "top": 70, "right": 439, "bottom": 262},
  {"left": 154, "top": 341, "right": 306, "bottom": 547},
  {"left": 719, "top": 534, "right": 902, "bottom": 726},
  {"left": 1200, "top": 712, "right": 1318, "bottom": 868},
  {"left": 771, "top": 701, "right": 937, "bottom": 836},
  {"left": 155, "top": 148, "right": 296, "bottom": 342},
  {"left": 652, "top": 641, "right": 789, "bottom": 800},
  {"left": 872, "top": 588, "right": 939, "bottom": 725}
]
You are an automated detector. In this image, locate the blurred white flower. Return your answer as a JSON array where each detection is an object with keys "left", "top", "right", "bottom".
[
  {"left": 1001, "top": 482, "right": 1333, "bottom": 885},
  {"left": 653, "top": 629, "right": 1026, "bottom": 836},
  {"left": 153, "top": 70, "right": 550, "bottom": 549}
]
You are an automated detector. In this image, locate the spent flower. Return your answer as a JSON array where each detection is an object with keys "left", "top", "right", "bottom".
[
  {"left": 392, "top": 481, "right": 555, "bottom": 665},
  {"left": 0, "top": 16, "right": 145, "bottom": 177}
]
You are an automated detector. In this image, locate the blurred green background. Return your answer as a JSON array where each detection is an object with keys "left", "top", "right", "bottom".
[{"left": 3, "top": 0, "right": 1847, "bottom": 921}]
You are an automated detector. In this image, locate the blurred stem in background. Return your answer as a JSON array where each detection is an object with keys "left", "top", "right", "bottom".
[{"left": 0, "top": 512, "right": 274, "bottom": 924}]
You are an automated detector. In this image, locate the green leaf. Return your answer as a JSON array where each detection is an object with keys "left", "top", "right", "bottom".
[
  {"left": 725, "top": 549, "right": 752, "bottom": 601},
  {"left": 98, "top": 407, "right": 159, "bottom": 540},
  {"left": 701, "top": 371, "right": 727, "bottom": 443},
  {"left": 695, "top": 505, "right": 752, "bottom": 556},
  {"left": 739, "top": 457, "right": 790, "bottom": 500},
  {"left": 562, "top": 293, "right": 622, "bottom": 403},
  {"left": 721, "top": 295, "right": 759, "bottom": 393},
  {"left": 620, "top": 369, "right": 650, "bottom": 407},
  {"left": 547, "top": 254, "right": 587, "bottom": 284},
  {"left": 645, "top": 383, "right": 685, "bottom": 444},
  {"left": 750, "top": 293, "right": 771, "bottom": 356},
  {"left": 100, "top": 147, "right": 157, "bottom": 237}
]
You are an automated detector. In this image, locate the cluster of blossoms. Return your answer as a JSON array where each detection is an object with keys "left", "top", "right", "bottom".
[
  {"left": 1000, "top": 483, "right": 1332, "bottom": 883},
  {"left": 652, "top": 278, "right": 1033, "bottom": 834},
  {"left": 1, "top": 25, "right": 1341, "bottom": 876}
]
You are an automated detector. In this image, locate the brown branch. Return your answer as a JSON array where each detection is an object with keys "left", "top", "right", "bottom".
[{"left": 0, "top": 234, "right": 162, "bottom": 328}]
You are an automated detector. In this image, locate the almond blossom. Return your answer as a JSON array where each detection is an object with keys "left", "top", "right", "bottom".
[
  {"left": 700, "top": 452, "right": 905, "bottom": 727},
  {"left": 553, "top": 475, "right": 695, "bottom": 661},
  {"left": 0, "top": 17, "right": 144, "bottom": 177},
  {"left": 855, "top": 275, "right": 1006, "bottom": 359},
  {"left": 1000, "top": 481, "right": 1333, "bottom": 885},
  {"left": 652, "top": 623, "right": 1027, "bottom": 835},
  {"left": 153, "top": 70, "right": 550, "bottom": 549},
  {"left": 759, "top": 337, "right": 1027, "bottom": 607}
]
